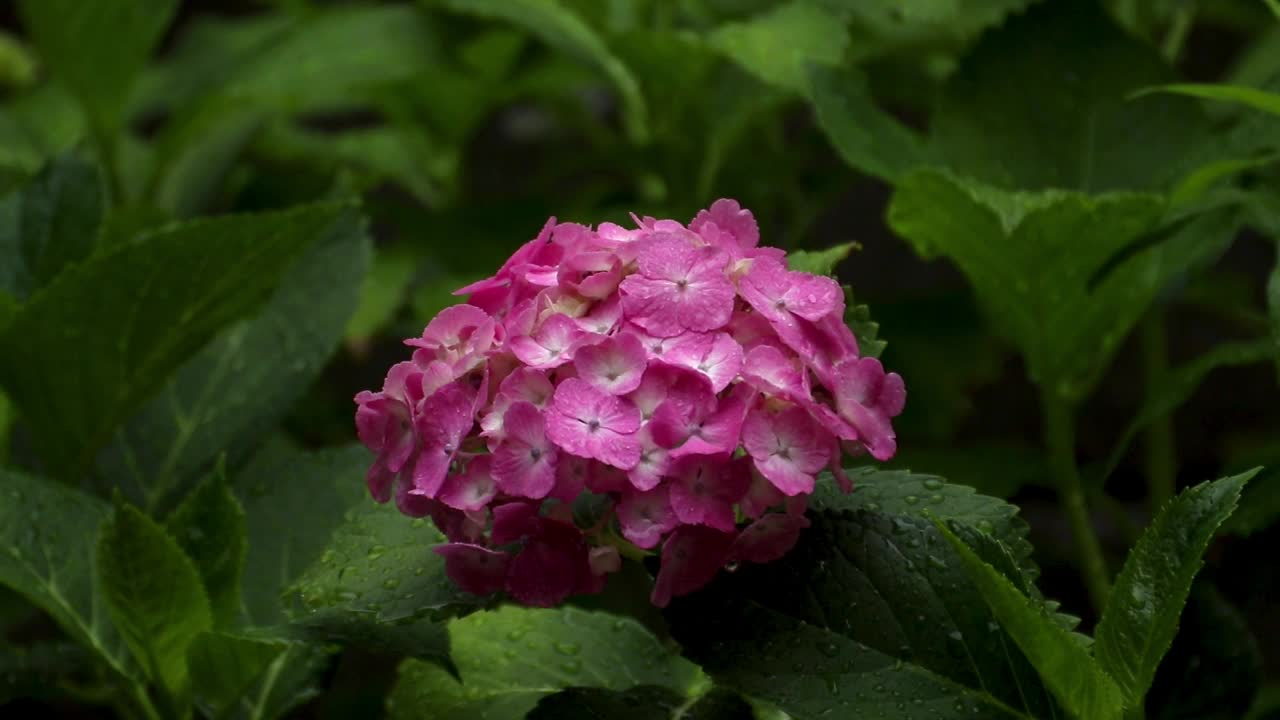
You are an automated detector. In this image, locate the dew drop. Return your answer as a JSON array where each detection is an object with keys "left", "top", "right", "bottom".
[
  {"left": 922, "top": 478, "right": 943, "bottom": 491},
  {"left": 904, "top": 495, "right": 920, "bottom": 505},
  {"left": 554, "top": 641, "right": 581, "bottom": 656}
]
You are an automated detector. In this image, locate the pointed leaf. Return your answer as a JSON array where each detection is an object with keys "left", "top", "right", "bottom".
[
  {"left": 0, "top": 469, "right": 130, "bottom": 676},
  {"left": 1094, "top": 470, "right": 1256, "bottom": 705},
  {"left": 95, "top": 208, "right": 370, "bottom": 508},
  {"left": 710, "top": 1, "right": 849, "bottom": 95},
  {"left": 187, "top": 631, "right": 286, "bottom": 719},
  {"left": 166, "top": 469, "right": 248, "bottom": 627},
  {"left": 936, "top": 521, "right": 1125, "bottom": 720},
  {"left": 808, "top": 64, "right": 932, "bottom": 183},
  {"left": 1134, "top": 83, "right": 1280, "bottom": 118},
  {"left": 786, "top": 241, "right": 857, "bottom": 277},
  {"left": 387, "top": 606, "right": 702, "bottom": 720},
  {"left": 99, "top": 502, "right": 213, "bottom": 706}
]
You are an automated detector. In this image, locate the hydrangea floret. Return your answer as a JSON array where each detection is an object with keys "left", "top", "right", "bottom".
[{"left": 354, "top": 200, "right": 905, "bottom": 608}]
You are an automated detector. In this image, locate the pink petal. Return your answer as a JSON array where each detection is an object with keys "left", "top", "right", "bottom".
[
  {"left": 668, "top": 456, "right": 749, "bottom": 532},
  {"left": 547, "top": 379, "right": 641, "bottom": 470},
  {"left": 650, "top": 525, "right": 736, "bottom": 608},
  {"left": 576, "top": 295, "right": 623, "bottom": 335},
  {"left": 505, "top": 520, "right": 586, "bottom": 607},
  {"left": 616, "top": 486, "right": 679, "bottom": 549},
  {"left": 619, "top": 236, "right": 734, "bottom": 337},
  {"left": 435, "top": 544, "right": 510, "bottom": 596},
  {"left": 409, "top": 382, "right": 476, "bottom": 498},
  {"left": 663, "top": 332, "right": 743, "bottom": 393},
  {"left": 438, "top": 456, "right": 498, "bottom": 511},
  {"left": 741, "top": 404, "right": 829, "bottom": 496},
  {"left": 731, "top": 514, "right": 810, "bottom": 564},
  {"left": 573, "top": 333, "right": 647, "bottom": 395},
  {"left": 491, "top": 501, "right": 540, "bottom": 545},
  {"left": 833, "top": 358, "right": 905, "bottom": 461},
  {"left": 628, "top": 425, "right": 670, "bottom": 492},
  {"left": 740, "top": 468, "right": 785, "bottom": 518},
  {"left": 492, "top": 402, "right": 558, "bottom": 499},
  {"left": 690, "top": 198, "right": 759, "bottom": 250},
  {"left": 782, "top": 274, "right": 843, "bottom": 321},
  {"left": 509, "top": 314, "right": 585, "bottom": 368},
  {"left": 741, "top": 345, "right": 809, "bottom": 400}
]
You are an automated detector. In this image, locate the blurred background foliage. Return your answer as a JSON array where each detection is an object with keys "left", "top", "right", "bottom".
[{"left": 3, "top": 0, "right": 1280, "bottom": 717}]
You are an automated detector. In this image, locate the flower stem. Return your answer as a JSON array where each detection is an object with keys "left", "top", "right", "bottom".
[
  {"left": 1041, "top": 390, "right": 1111, "bottom": 613},
  {"left": 1141, "top": 312, "right": 1177, "bottom": 515}
]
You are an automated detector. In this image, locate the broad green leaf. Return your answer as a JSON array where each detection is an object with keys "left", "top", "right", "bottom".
[
  {"left": 294, "top": 495, "right": 482, "bottom": 623},
  {"left": 95, "top": 209, "right": 369, "bottom": 508},
  {"left": 807, "top": 64, "right": 932, "bottom": 183},
  {"left": 1223, "top": 467, "right": 1280, "bottom": 537},
  {"left": 284, "top": 610, "right": 453, "bottom": 671},
  {"left": 0, "top": 469, "right": 130, "bottom": 677},
  {"left": 235, "top": 443, "right": 369, "bottom": 626},
  {"left": 346, "top": 247, "right": 418, "bottom": 342},
  {"left": 16, "top": 0, "right": 177, "bottom": 131},
  {"left": 244, "top": 643, "right": 333, "bottom": 720},
  {"left": 167, "top": 470, "right": 248, "bottom": 627},
  {"left": 831, "top": 0, "right": 1035, "bottom": 61},
  {"left": 888, "top": 170, "right": 1237, "bottom": 400},
  {"left": 668, "top": 470, "right": 1062, "bottom": 719},
  {"left": 187, "top": 631, "right": 286, "bottom": 719},
  {"left": 439, "top": 0, "right": 649, "bottom": 143},
  {"left": 1135, "top": 83, "right": 1280, "bottom": 118},
  {"left": 387, "top": 606, "right": 702, "bottom": 720},
  {"left": 0, "top": 31, "right": 35, "bottom": 90},
  {"left": 930, "top": 2, "right": 1207, "bottom": 193},
  {"left": 528, "top": 685, "right": 754, "bottom": 719},
  {"left": 99, "top": 502, "right": 213, "bottom": 706},
  {"left": 1094, "top": 470, "right": 1256, "bottom": 705},
  {"left": 710, "top": 1, "right": 849, "bottom": 95},
  {"left": 0, "top": 152, "right": 105, "bottom": 301},
  {"left": 0, "top": 201, "right": 352, "bottom": 479},
  {"left": 1096, "top": 339, "right": 1276, "bottom": 487},
  {"left": 0, "top": 85, "right": 85, "bottom": 180},
  {"left": 786, "top": 241, "right": 857, "bottom": 276},
  {"left": 936, "top": 522, "right": 1125, "bottom": 720}
]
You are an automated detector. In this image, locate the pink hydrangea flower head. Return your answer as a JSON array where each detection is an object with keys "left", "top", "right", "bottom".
[{"left": 354, "top": 199, "right": 905, "bottom": 609}]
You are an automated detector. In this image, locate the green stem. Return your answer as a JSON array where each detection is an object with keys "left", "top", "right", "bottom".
[
  {"left": 1161, "top": 1, "right": 1196, "bottom": 64},
  {"left": 1041, "top": 390, "right": 1111, "bottom": 613},
  {"left": 1140, "top": 312, "right": 1177, "bottom": 514},
  {"left": 89, "top": 119, "right": 126, "bottom": 206}
]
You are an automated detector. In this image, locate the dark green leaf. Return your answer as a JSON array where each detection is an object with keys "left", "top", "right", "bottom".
[
  {"left": 1094, "top": 470, "right": 1257, "bottom": 705},
  {"left": 0, "top": 152, "right": 105, "bottom": 301},
  {"left": 529, "top": 685, "right": 754, "bottom": 719},
  {"left": 786, "top": 241, "right": 857, "bottom": 276},
  {"left": 16, "top": 0, "right": 177, "bottom": 130},
  {"left": 95, "top": 209, "right": 369, "bottom": 508},
  {"left": 1223, "top": 467, "right": 1280, "bottom": 537},
  {"left": 284, "top": 611, "right": 453, "bottom": 671},
  {"left": 936, "top": 521, "right": 1125, "bottom": 720},
  {"left": 710, "top": 1, "right": 849, "bottom": 95},
  {"left": 439, "top": 0, "right": 648, "bottom": 143},
  {"left": 1135, "top": 83, "right": 1280, "bottom": 118},
  {"left": 930, "top": 2, "right": 1207, "bottom": 193},
  {"left": 166, "top": 469, "right": 248, "bottom": 627},
  {"left": 1096, "top": 340, "right": 1276, "bottom": 488},
  {"left": 808, "top": 64, "right": 932, "bottom": 183},
  {"left": 99, "top": 501, "right": 213, "bottom": 706},
  {"left": 0, "top": 201, "right": 353, "bottom": 479},
  {"left": 843, "top": 287, "right": 886, "bottom": 359},
  {"left": 187, "top": 631, "right": 286, "bottom": 719},
  {"left": 386, "top": 606, "right": 703, "bottom": 720},
  {"left": 668, "top": 470, "right": 1062, "bottom": 719},
  {"left": 235, "top": 443, "right": 369, "bottom": 626},
  {"left": 0, "top": 468, "right": 130, "bottom": 677}
]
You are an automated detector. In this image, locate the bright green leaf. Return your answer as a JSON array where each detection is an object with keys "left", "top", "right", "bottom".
[
  {"left": 1094, "top": 470, "right": 1257, "bottom": 705},
  {"left": 0, "top": 469, "right": 131, "bottom": 677},
  {"left": 439, "top": 0, "right": 649, "bottom": 143},
  {"left": 936, "top": 521, "right": 1126, "bottom": 720},
  {"left": 786, "top": 241, "right": 857, "bottom": 276},
  {"left": 710, "top": 1, "right": 849, "bottom": 95},
  {"left": 95, "top": 209, "right": 369, "bottom": 508},
  {"left": 16, "top": 0, "right": 177, "bottom": 131},
  {"left": 1135, "top": 83, "right": 1280, "bottom": 118},
  {"left": 187, "top": 631, "right": 287, "bottom": 719},
  {"left": 99, "top": 501, "right": 213, "bottom": 707},
  {"left": 166, "top": 470, "right": 248, "bottom": 628},
  {"left": 807, "top": 64, "right": 932, "bottom": 183},
  {"left": 387, "top": 606, "right": 703, "bottom": 720},
  {"left": 0, "top": 202, "right": 353, "bottom": 479}
]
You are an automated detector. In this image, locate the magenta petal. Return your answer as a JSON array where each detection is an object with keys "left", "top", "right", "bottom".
[
  {"left": 492, "top": 402, "right": 558, "bottom": 499},
  {"left": 573, "top": 333, "right": 647, "bottom": 395},
  {"left": 438, "top": 456, "right": 498, "bottom": 511},
  {"left": 691, "top": 198, "right": 759, "bottom": 250},
  {"left": 616, "top": 486, "right": 679, "bottom": 549},
  {"left": 547, "top": 378, "right": 641, "bottom": 470},
  {"left": 668, "top": 456, "right": 747, "bottom": 532},
  {"left": 491, "top": 501, "right": 541, "bottom": 545},
  {"left": 650, "top": 525, "right": 736, "bottom": 608},
  {"left": 731, "top": 514, "right": 810, "bottom": 564},
  {"left": 505, "top": 521, "right": 586, "bottom": 607},
  {"left": 435, "top": 544, "right": 509, "bottom": 596}
]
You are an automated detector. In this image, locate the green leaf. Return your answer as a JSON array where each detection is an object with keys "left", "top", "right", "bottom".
[
  {"left": 0, "top": 152, "right": 105, "bottom": 301},
  {"left": 1095, "top": 339, "right": 1276, "bottom": 487},
  {"left": 786, "top": 241, "right": 857, "bottom": 276},
  {"left": 1223, "top": 467, "right": 1280, "bottom": 537},
  {"left": 888, "top": 170, "right": 1237, "bottom": 400},
  {"left": 166, "top": 469, "right": 248, "bottom": 628},
  {"left": 0, "top": 468, "right": 130, "bottom": 676},
  {"left": 346, "top": 246, "right": 418, "bottom": 342},
  {"left": 528, "top": 685, "right": 754, "bottom": 719},
  {"left": 387, "top": 606, "right": 703, "bottom": 720},
  {"left": 95, "top": 208, "right": 370, "bottom": 508},
  {"left": 1135, "top": 83, "right": 1280, "bottom": 118},
  {"left": 294, "top": 494, "right": 482, "bottom": 623},
  {"left": 936, "top": 521, "right": 1126, "bottom": 720},
  {"left": 929, "top": 2, "right": 1207, "bottom": 193},
  {"left": 187, "top": 631, "right": 286, "bottom": 719},
  {"left": 99, "top": 501, "right": 213, "bottom": 707},
  {"left": 0, "top": 201, "right": 353, "bottom": 479},
  {"left": 831, "top": 0, "right": 1035, "bottom": 61},
  {"left": 807, "top": 64, "right": 932, "bottom": 183},
  {"left": 439, "top": 0, "right": 649, "bottom": 143},
  {"left": 235, "top": 443, "right": 369, "bottom": 626},
  {"left": 843, "top": 286, "right": 886, "bottom": 359},
  {"left": 668, "top": 470, "right": 1063, "bottom": 719},
  {"left": 710, "top": 1, "right": 850, "bottom": 95},
  {"left": 284, "top": 611, "right": 453, "bottom": 671},
  {"left": 1094, "top": 470, "right": 1257, "bottom": 705},
  {"left": 16, "top": 0, "right": 177, "bottom": 130}
]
